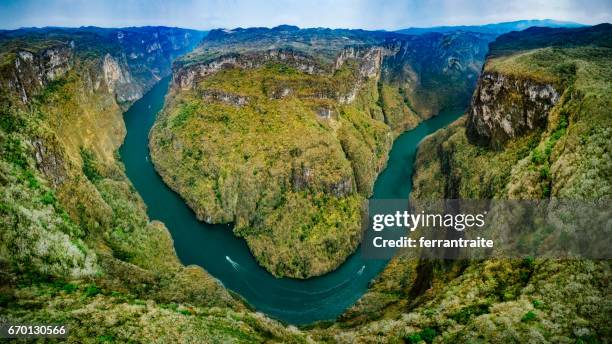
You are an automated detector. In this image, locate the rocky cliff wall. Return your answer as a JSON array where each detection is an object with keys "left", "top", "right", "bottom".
[
  {"left": 466, "top": 71, "right": 561, "bottom": 149},
  {"left": 173, "top": 49, "right": 327, "bottom": 90},
  {"left": 2, "top": 44, "right": 73, "bottom": 103},
  {"left": 1, "top": 27, "right": 204, "bottom": 109}
]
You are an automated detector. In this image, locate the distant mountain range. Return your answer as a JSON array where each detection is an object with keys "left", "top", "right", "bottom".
[{"left": 396, "top": 19, "right": 585, "bottom": 35}]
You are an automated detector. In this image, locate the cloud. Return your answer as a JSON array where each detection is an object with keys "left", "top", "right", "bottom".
[{"left": 0, "top": 0, "right": 610, "bottom": 30}]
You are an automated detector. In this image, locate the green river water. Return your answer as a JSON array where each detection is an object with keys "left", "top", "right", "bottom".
[{"left": 119, "top": 77, "right": 464, "bottom": 324}]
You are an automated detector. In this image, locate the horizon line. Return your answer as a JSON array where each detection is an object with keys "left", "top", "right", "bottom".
[{"left": 0, "top": 18, "right": 595, "bottom": 33}]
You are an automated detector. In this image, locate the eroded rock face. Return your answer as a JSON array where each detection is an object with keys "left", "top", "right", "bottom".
[
  {"left": 466, "top": 71, "right": 561, "bottom": 149},
  {"left": 103, "top": 53, "right": 144, "bottom": 104},
  {"left": 173, "top": 49, "right": 326, "bottom": 90},
  {"left": 268, "top": 86, "right": 292, "bottom": 99},
  {"left": 291, "top": 163, "right": 354, "bottom": 197},
  {"left": 335, "top": 46, "right": 385, "bottom": 104},
  {"left": 6, "top": 45, "right": 73, "bottom": 103},
  {"left": 201, "top": 89, "right": 249, "bottom": 106},
  {"left": 334, "top": 46, "right": 384, "bottom": 78},
  {"left": 315, "top": 106, "right": 333, "bottom": 119},
  {"left": 31, "top": 138, "right": 68, "bottom": 186},
  {"left": 174, "top": 47, "right": 387, "bottom": 106}
]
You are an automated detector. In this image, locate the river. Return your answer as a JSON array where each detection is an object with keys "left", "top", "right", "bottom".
[{"left": 119, "top": 76, "right": 463, "bottom": 324}]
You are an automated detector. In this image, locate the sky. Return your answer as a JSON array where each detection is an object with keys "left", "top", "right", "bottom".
[{"left": 1, "top": 0, "right": 611, "bottom": 31}]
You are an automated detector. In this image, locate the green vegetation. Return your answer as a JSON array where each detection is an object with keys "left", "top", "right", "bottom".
[
  {"left": 152, "top": 26, "right": 490, "bottom": 278},
  {"left": 80, "top": 147, "right": 102, "bottom": 182},
  {"left": 307, "top": 25, "right": 611, "bottom": 343},
  {"left": 521, "top": 310, "right": 537, "bottom": 322},
  {"left": 413, "top": 42, "right": 612, "bottom": 199},
  {"left": 404, "top": 327, "right": 438, "bottom": 343},
  {"left": 0, "top": 27, "right": 310, "bottom": 343},
  {"left": 152, "top": 61, "right": 390, "bottom": 278},
  {"left": 1, "top": 23, "right": 610, "bottom": 343},
  {"left": 450, "top": 303, "right": 490, "bottom": 324}
]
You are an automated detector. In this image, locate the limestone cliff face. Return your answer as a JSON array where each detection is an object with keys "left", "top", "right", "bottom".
[
  {"left": 290, "top": 163, "right": 354, "bottom": 197},
  {"left": 173, "top": 46, "right": 386, "bottom": 106},
  {"left": 173, "top": 49, "right": 327, "bottom": 90},
  {"left": 4, "top": 44, "right": 73, "bottom": 103},
  {"left": 1, "top": 27, "right": 205, "bottom": 110},
  {"left": 380, "top": 31, "right": 492, "bottom": 118},
  {"left": 102, "top": 53, "right": 142, "bottom": 104},
  {"left": 466, "top": 71, "right": 561, "bottom": 149},
  {"left": 334, "top": 46, "right": 385, "bottom": 104},
  {"left": 333, "top": 46, "right": 384, "bottom": 78},
  {"left": 200, "top": 89, "right": 249, "bottom": 106}
]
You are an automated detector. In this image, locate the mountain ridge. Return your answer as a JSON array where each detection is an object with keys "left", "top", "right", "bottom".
[{"left": 396, "top": 19, "right": 585, "bottom": 35}]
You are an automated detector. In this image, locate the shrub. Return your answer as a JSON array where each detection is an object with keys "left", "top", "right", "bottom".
[
  {"left": 62, "top": 283, "right": 78, "bottom": 293},
  {"left": 40, "top": 190, "right": 56, "bottom": 205},
  {"left": 404, "top": 333, "right": 422, "bottom": 344},
  {"left": 84, "top": 285, "right": 101, "bottom": 297},
  {"left": 24, "top": 170, "right": 40, "bottom": 189},
  {"left": 80, "top": 148, "right": 102, "bottom": 182},
  {"left": 532, "top": 300, "right": 544, "bottom": 309},
  {"left": 539, "top": 165, "right": 550, "bottom": 179},
  {"left": 0, "top": 110, "right": 26, "bottom": 133},
  {"left": 403, "top": 328, "right": 438, "bottom": 344},
  {"left": 97, "top": 335, "right": 115, "bottom": 343},
  {"left": 420, "top": 328, "right": 437, "bottom": 343},
  {"left": 450, "top": 304, "right": 490, "bottom": 324},
  {"left": 3, "top": 137, "right": 28, "bottom": 168},
  {"left": 521, "top": 311, "right": 537, "bottom": 322},
  {"left": 531, "top": 149, "right": 545, "bottom": 164}
]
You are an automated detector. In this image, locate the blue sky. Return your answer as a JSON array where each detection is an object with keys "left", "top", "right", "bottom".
[{"left": 1, "top": 0, "right": 611, "bottom": 30}]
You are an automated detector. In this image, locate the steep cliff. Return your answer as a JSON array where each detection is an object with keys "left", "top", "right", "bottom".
[
  {"left": 381, "top": 31, "right": 492, "bottom": 119},
  {"left": 415, "top": 25, "right": 612, "bottom": 200},
  {"left": 466, "top": 71, "right": 561, "bottom": 149},
  {"left": 0, "top": 27, "right": 206, "bottom": 107}
]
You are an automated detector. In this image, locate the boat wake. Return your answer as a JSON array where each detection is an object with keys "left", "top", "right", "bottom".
[
  {"left": 226, "top": 255, "right": 240, "bottom": 270},
  {"left": 357, "top": 265, "right": 365, "bottom": 275}
]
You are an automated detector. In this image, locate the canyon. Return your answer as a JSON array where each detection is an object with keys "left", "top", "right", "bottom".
[{"left": 0, "top": 22, "right": 610, "bottom": 343}]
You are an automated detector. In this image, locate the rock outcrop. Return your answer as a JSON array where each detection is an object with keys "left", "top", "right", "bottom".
[
  {"left": 102, "top": 53, "right": 144, "bottom": 104},
  {"left": 333, "top": 46, "right": 385, "bottom": 78},
  {"left": 335, "top": 46, "right": 385, "bottom": 104},
  {"left": 31, "top": 137, "right": 68, "bottom": 187},
  {"left": 200, "top": 89, "right": 249, "bottom": 106},
  {"left": 4, "top": 44, "right": 73, "bottom": 103},
  {"left": 173, "top": 49, "right": 326, "bottom": 90},
  {"left": 1, "top": 27, "right": 205, "bottom": 108},
  {"left": 467, "top": 71, "right": 561, "bottom": 149}
]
